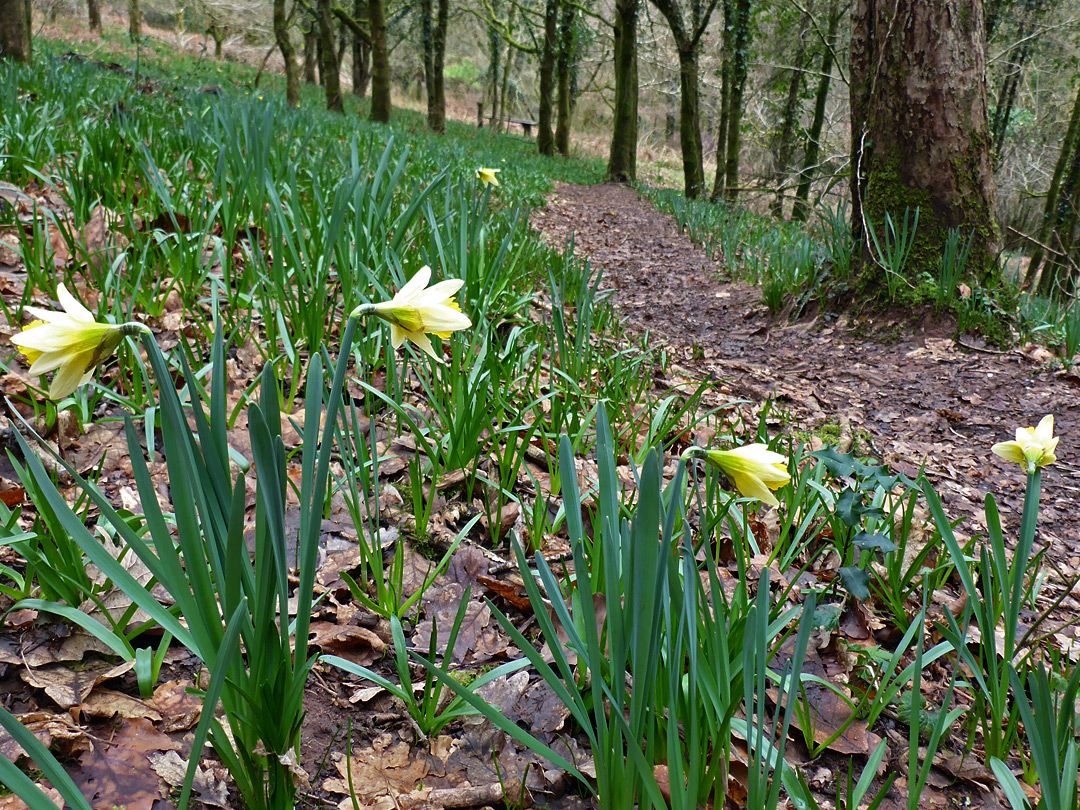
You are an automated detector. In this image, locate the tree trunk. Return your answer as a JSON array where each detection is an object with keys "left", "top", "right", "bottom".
[
  {"left": 496, "top": 5, "right": 517, "bottom": 132},
  {"left": 1026, "top": 84, "right": 1080, "bottom": 289},
  {"left": 317, "top": 0, "right": 343, "bottom": 112},
  {"left": 274, "top": 0, "right": 299, "bottom": 106},
  {"left": 676, "top": 46, "right": 705, "bottom": 197},
  {"left": 129, "top": 0, "right": 140, "bottom": 38},
  {"left": 486, "top": 3, "right": 501, "bottom": 126},
  {"left": 303, "top": 23, "right": 318, "bottom": 83},
  {"left": 555, "top": 0, "right": 576, "bottom": 155},
  {"left": 717, "top": 0, "right": 750, "bottom": 202},
  {"left": 368, "top": 0, "right": 391, "bottom": 122},
  {"left": 538, "top": 0, "right": 559, "bottom": 155},
  {"left": 352, "top": 0, "right": 370, "bottom": 97},
  {"left": 422, "top": 0, "right": 449, "bottom": 133},
  {"left": 607, "top": 0, "right": 638, "bottom": 180},
  {"left": 850, "top": 0, "right": 998, "bottom": 287},
  {"left": 1035, "top": 133, "right": 1080, "bottom": 297},
  {"left": 88, "top": 0, "right": 101, "bottom": 32},
  {"left": 770, "top": 5, "right": 812, "bottom": 218},
  {"left": 793, "top": 1, "right": 840, "bottom": 221},
  {"left": 0, "top": 0, "right": 30, "bottom": 62}
]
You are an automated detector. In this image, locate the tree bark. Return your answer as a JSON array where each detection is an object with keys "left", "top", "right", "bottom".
[
  {"left": 421, "top": 0, "right": 449, "bottom": 133},
  {"left": 769, "top": 5, "right": 812, "bottom": 218},
  {"left": 676, "top": 46, "right": 705, "bottom": 197},
  {"left": 850, "top": 0, "right": 998, "bottom": 285},
  {"left": 352, "top": 0, "right": 370, "bottom": 97},
  {"left": 650, "top": 0, "right": 718, "bottom": 198},
  {"left": 607, "top": 0, "right": 638, "bottom": 180},
  {"left": 715, "top": 0, "right": 750, "bottom": 202},
  {"left": 537, "top": 0, "right": 559, "bottom": 155},
  {"left": 274, "top": 0, "right": 300, "bottom": 106},
  {"left": 1026, "top": 84, "right": 1080, "bottom": 290},
  {"left": 368, "top": 0, "right": 391, "bottom": 122},
  {"left": 792, "top": 1, "right": 841, "bottom": 222},
  {"left": 496, "top": 4, "right": 517, "bottom": 132},
  {"left": 0, "top": 0, "right": 30, "bottom": 62},
  {"left": 129, "top": 0, "right": 140, "bottom": 38},
  {"left": 303, "top": 21, "right": 318, "bottom": 83},
  {"left": 88, "top": 0, "right": 101, "bottom": 32},
  {"left": 555, "top": 0, "right": 576, "bottom": 155},
  {"left": 486, "top": 2, "right": 501, "bottom": 126},
  {"left": 317, "top": 0, "right": 343, "bottom": 112}
]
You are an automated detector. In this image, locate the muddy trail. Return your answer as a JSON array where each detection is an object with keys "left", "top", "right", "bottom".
[{"left": 531, "top": 182, "right": 1080, "bottom": 608}]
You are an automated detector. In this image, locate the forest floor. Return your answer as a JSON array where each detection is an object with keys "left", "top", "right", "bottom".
[{"left": 531, "top": 180, "right": 1080, "bottom": 619}]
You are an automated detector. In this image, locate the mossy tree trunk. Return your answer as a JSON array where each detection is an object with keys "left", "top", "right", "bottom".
[
  {"left": 317, "top": 0, "right": 343, "bottom": 112},
  {"left": 1026, "top": 84, "right": 1080, "bottom": 295},
  {"left": 274, "top": 0, "right": 300, "bottom": 106},
  {"left": 650, "top": 0, "right": 719, "bottom": 199},
  {"left": 352, "top": 0, "right": 370, "bottom": 97},
  {"left": 769, "top": 4, "right": 812, "bottom": 218},
  {"left": 0, "top": 0, "right": 30, "bottom": 62},
  {"left": 129, "top": 0, "right": 140, "bottom": 38},
  {"left": 303, "top": 21, "right": 318, "bottom": 83},
  {"left": 850, "top": 0, "right": 998, "bottom": 288},
  {"left": 88, "top": 0, "right": 101, "bottom": 32},
  {"left": 537, "top": 0, "right": 559, "bottom": 155},
  {"left": 714, "top": 0, "right": 751, "bottom": 202},
  {"left": 555, "top": 0, "right": 576, "bottom": 156},
  {"left": 607, "top": 0, "right": 638, "bottom": 180},
  {"left": 421, "top": 0, "right": 449, "bottom": 133},
  {"left": 369, "top": 0, "right": 391, "bottom": 122},
  {"left": 792, "top": 0, "right": 841, "bottom": 222}
]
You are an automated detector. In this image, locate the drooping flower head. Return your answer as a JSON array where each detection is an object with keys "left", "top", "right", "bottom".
[
  {"left": 683, "top": 443, "right": 792, "bottom": 507},
  {"left": 10, "top": 284, "right": 149, "bottom": 399},
  {"left": 353, "top": 266, "right": 472, "bottom": 364},
  {"left": 476, "top": 167, "right": 501, "bottom": 187},
  {"left": 991, "top": 415, "right": 1059, "bottom": 472}
]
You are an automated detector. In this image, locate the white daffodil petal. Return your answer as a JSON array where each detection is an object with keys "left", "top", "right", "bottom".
[
  {"left": 406, "top": 331, "right": 440, "bottom": 363},
  {"left": 49, "top": 352, "right": 95, "bottom": 399},
  {"left": 396, "top": 266, "right": 433, "bottom": 302},
  {"left": 732, "top": 472, "right": 780, "bottom": 507},
  {"left": 57, "top": 284, "right": 95, "bottom": 323},
  {"left": 389, "top": 323, "right": 406, "bottom": 349},
  {"left": 417, "top": 279, "right": 465, "bottom": 303}
]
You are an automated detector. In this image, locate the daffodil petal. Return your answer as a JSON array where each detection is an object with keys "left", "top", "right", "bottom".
[
  {"left": 731, "top": 472, "right": 780, "bottom": 507},
  {"left": 49, "top": 351, "right": 96, "bottom": 399},
  {"left": 57, "top": 284, "right": 95, "bottom": 323},
  {"left": 992, "top": 440, "right": 1028, "bottom": 465},
  {"left": 405, "top": 331, "right": 441, "bottom": 363},
  {"left": 389, "top": 323, "right": 406, "bottom": 349},
  {"left": 396, "top": 266, "right": 432, "bottom": 302}
]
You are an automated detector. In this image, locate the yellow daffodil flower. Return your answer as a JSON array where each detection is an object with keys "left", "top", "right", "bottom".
[
  {"left": 991, "top": 415, "right": 1059, "bottom": 472},
  {"left": 10, "top": 284, "right": 149, "bottom": 399},
  {"left": 476, "top": 167, "right": 501, "bottom": 187},
  {"left": 353, "top": 266, "right": 472, "bottom": 363},
  {"left": 683, "top": 443, "right": 791, "bottom": 507}
]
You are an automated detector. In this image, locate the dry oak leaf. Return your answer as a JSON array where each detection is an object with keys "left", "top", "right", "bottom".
[
  {"left": 150, "top": 679, "right": 203, "bottom": 733},
  {"left": 0, "top": 710, "right": 88, "bottom": 763},
  {"left": 21, "top": 659, "right": 134, "bottom": 710},
  {"left": 71, "top": 717, "right": 179, "bottom": 810}
]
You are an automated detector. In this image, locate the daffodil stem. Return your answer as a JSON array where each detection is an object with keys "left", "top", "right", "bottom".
[
  {"left": 1007, "top": 467, "right": 1041, "bottom": 658},
  {"left": 350, "top": 303, "right": 377, "bottom": 320}
]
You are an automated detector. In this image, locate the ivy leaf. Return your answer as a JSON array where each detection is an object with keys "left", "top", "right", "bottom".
[
  {"left": 854, "top": 531, "right": 898, "bottom": 555},
  {"left": 839, "top": 566, "right": 871, "bottom": 600}
]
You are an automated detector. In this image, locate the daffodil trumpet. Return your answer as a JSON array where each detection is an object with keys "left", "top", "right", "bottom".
[
  {"left": 351, "top": 266, "right": 472, "bottom": 364},
  {"left": 11, "top": 284, "right": 150, "bottom": 400},
  {"left": 682, "top": 443, "right": 791, "bottom": 507}
]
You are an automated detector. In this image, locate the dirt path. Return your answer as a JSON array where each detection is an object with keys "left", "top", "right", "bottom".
[{"left": 531, "top": 182, "right": 1080, "bottom": 603}]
